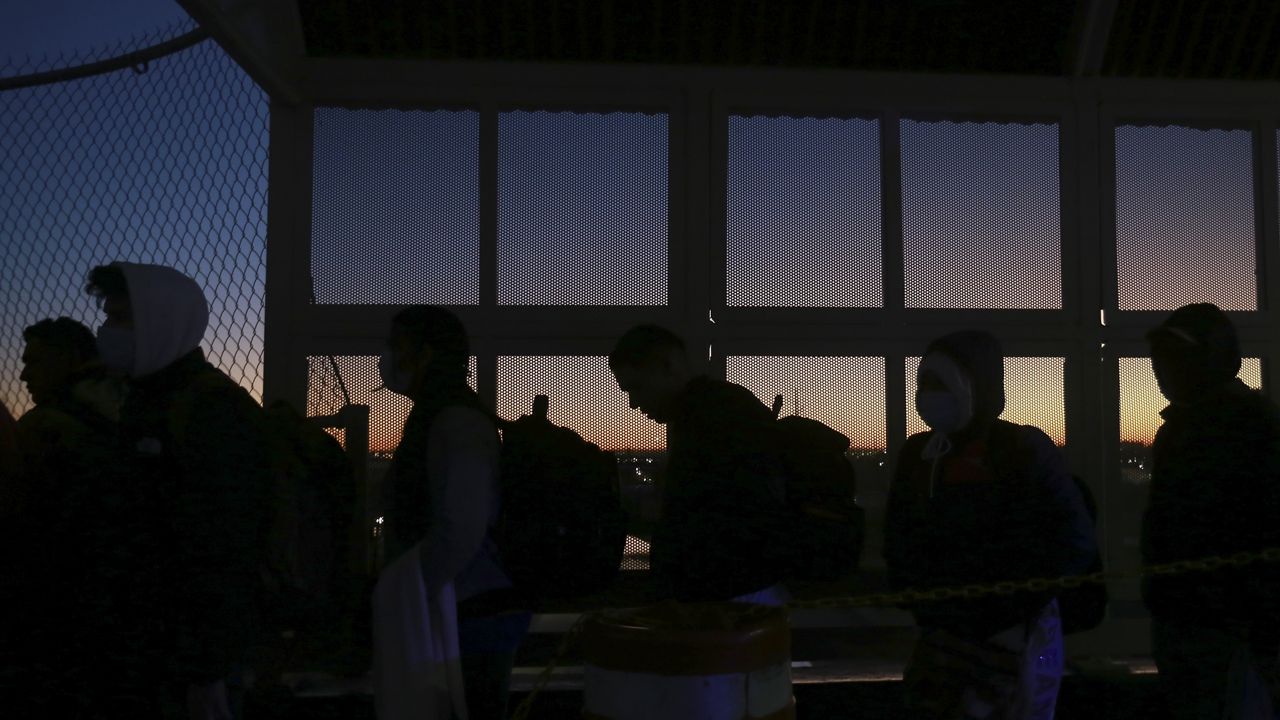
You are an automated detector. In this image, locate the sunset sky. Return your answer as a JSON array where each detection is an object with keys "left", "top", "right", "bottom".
[{"left": 3, "top": 2, "right": 1273, "bottom": 462}]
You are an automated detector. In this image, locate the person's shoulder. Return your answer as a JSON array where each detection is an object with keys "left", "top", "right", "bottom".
[
  {"left": 172, "top": 365, "right": 262, "bottom": 430},
  {"left": 1007, "top": 421, "right": 1058, "bottom": 451},
  {"left": 16, "top": 404, "right": 79, "bottom": 439},
  {"left": 697, "top": 378, "right": 770, "bottom": 415},
  {"left": 902, "top": 430, "right": 932, "bottom": 452}
]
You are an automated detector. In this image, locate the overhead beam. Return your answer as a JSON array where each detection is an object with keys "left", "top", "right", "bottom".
[
  {"left": 1072, "top": 0, "right": 1120, "bottom": 76},
  {"left": 177, "top": 0, "right": 306, "bottom": 104}
]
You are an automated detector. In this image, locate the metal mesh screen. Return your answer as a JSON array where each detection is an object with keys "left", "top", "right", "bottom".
[
  {"left": 496, "top": 355, "right": 665, "bottom": 451},
  {"left": 1117, "top": 356, "right": 1262, "bottom": 484},
  {"left": 725, "top": 356, "right": 887, "bottom": 452},
  {"left": 1, "top": 31, "right": 268, "bottom": 414},
  {"left": 725, "top": 115, "right": 882, "bottom": 307},
  {"left": 312, "top": 108, "right": 480, "bottom": 305},
  {"left": 307, "top": 355, "right": 477, "bottom": 456},
  {"left": 497, "top": 110, "right": 669, "bottom": 306},
  {"left": 1114, "top": 125, "right": 1257, "bottom": 311},
  {"left": 901, "top": 119, "right": 1062, "bottom": 309},
  {"left": 906, "top": 356, "right": 1067, "bottom": 445}
]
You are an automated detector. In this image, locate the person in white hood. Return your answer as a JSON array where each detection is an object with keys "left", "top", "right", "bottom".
[{"left": 86, "top": 262, "right": 269, "bottom": 720}]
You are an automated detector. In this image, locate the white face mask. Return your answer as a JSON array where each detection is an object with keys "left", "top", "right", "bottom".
[
  {"left": 378, "top": 352, "right": 414, "bottom": 396},
  {"left": 96, "top": 325, "right": 135, "bottom": 376},
  {"left": 917, "top": 390, "right": 972, "bottom": 434}
]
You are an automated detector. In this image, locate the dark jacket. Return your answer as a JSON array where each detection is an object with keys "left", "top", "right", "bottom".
[
  {"left": 886, "top": 422, "right": 1095, "bottom": 639},
  {"left": 885, "top": 332, "right": 1095, "bottom": 639},
  {"left": 2, "top": 369, "right": 122, "bottom": 709},
  {"left": 650, "top": 376, "right": 791, "bottom": 601},
  {"left": 383, "top": 384, "right": 513, "bottom": 614},
  {"left": 1142, "top": 378, "right": 1280, "bottom": 654},
  {"left": 117, "top": 349, "right": 270, "bottom": 685}
]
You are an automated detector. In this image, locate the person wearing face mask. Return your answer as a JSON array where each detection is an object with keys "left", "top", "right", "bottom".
[
  {"left": 884, "top": 330, "right": 1095, "bottom": 720},
  {"left": 374, "top": 306, "right": 528, "bottom": 720},
  {"left": 84, "top": 262, "right": 270, "bottom": 720},
  {"left": 1142, "top": 303, "right": 1280, "bottom": 719}
]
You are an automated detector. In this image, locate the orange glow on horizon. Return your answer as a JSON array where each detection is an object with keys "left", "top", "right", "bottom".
[
  {"left": 309, "top": 355, "right": 1269, "bottom": 455},
  {"left": 1118, "top": 357, "right": 1262, "bottom": 446}
]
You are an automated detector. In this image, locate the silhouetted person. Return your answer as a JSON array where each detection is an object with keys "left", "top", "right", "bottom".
[
  {"left": 1143, "top": 303, "right": 1280, "bottom": 718},
  {"left": 2, "top": 318, "right": 124, "bottom": 715},
  {"left": 609, "top": 324, "right": 791, "bottom": 604},
  {"left": 374, "top": 306, "right": 528, "bottom": 720},
  {"left": 885, "top": 330, "right": 1095, "bottom": 719},
  {"left": 87, "top": 262, "right": 269, "bottom": 719}
]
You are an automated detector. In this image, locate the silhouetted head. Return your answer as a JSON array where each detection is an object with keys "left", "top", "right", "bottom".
[
  {"left": 87, "top": 265, "right": 131, "bottom": 329},
  {"left": 916, "top": 330, "right": 1005, "bottom": 436},
  {"left": 21, "top": 318, "right": 98, "bottom": 405},
  {"left": 383, "top": 306, "right": 470, "bottom": 399},
  {"left": 86, "top": 262, "right": 210, "bottom": 378},
  {"left": 1147, "top": 303, "right": 1241, "bottom": 405},
  {"left": 609, "top": 324, "right": 691, "bottom": 424}
]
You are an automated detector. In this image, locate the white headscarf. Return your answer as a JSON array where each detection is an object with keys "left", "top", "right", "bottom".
[{"left": 116, "top": 262, "right": 209, "bottom": 378}]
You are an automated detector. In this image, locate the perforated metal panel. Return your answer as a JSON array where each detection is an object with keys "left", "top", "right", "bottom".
[
  {"left": 725, "top": 115, "right": 882, "bottom": 307},
  {"left": 621, "top": 535, "right": 651, "bottom": 572},
  {"left": 497, "top": 110, "right": 669, "bottom": 306},
  {"left": 906, "top": 356, "right": 1067, "bottom": 445},
  {"left": 312, "top": 108, "right": 480, "bottom": 305},
  {"left": 307, "top": 355, "right": 477, "bottom": 456},
  {"left": 1117, "top": 356, "right": 1262, "bottom": 482},
  {"left": 725, "top": 355, "right": 888, "bottom": 451},
  {"left": 496, "top": 355, "right": 665, "bottom": 451},
  {"left": 901, "top": 119, "right": 1062, "bottom": 309},
  {"left": 1114, "top": 125, "right": 1257, "bottom": 311}
]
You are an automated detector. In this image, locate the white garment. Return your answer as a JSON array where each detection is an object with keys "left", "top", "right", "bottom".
[
  {"left": 420, "top": 406, "right": 507, "bottom": 600},
  {"left": 964, "top": 600, "right": 1063, "bottom": 720},
  {"left": 114, "top": 262, "right": 210, "bottom": 378},
  {"left": 373, "top": 543, "right": 468, "bottom": 720}
]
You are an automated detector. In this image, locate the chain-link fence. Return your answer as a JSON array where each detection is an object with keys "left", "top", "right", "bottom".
[{"left": 0, "top": 19, "right": 268, "bottom": 414}]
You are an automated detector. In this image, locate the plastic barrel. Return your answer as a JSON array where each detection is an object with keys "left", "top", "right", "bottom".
[{"left": 581, "top": 602, "right": 795, "bottom": 719}]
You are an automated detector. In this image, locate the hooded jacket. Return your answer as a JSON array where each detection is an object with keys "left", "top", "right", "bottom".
[
  {"left": 1142, "top": 305, "right": 1280, "bottom": 655},
  {"left": 885, "top": 331, "right": 1096, "bottom": 639},
  {"left": 111, "top": 262, "right": 270, "bottom": 685}
]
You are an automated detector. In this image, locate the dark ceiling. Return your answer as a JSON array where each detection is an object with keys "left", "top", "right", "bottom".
[{"left": 298, "top": 0, "right": 1280, "bottom": 80}]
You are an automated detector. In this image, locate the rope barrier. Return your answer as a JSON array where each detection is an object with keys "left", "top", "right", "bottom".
[{"left": 510, "top": 546, "right": 1280, "bottom": 718}]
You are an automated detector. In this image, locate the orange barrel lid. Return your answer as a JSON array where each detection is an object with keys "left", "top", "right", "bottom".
[{"left": 581, "top": 602, "right": 791, "bottom": 676}]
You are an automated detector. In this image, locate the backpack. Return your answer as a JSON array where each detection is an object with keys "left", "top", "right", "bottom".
[
  {"left": 260, "top": 400, "right": 358, "bottom": 634},
  {"left": 494, "top": 395, "right": 627, "bottom": 607},
  {"left": 995, "top": 425, "right": 1107, "bottom": 634},
  {"left": 1058, "top": 474, "right": 1108, "bottom": 634},
  {"left": 772, "top": 395, "right": 866, "bottom": 581},
  {"left": 166, "top": 375, "right": 355, "bottom": 636}
]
